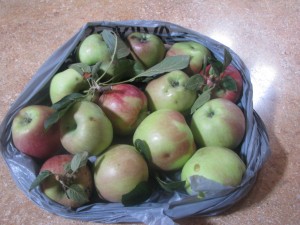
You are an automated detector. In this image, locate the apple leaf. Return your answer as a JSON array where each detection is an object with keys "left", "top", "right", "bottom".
[
  {"left": 121, "top": 181, "right": 152, "bottom": 206},
  {"left": 113, "top": 58, "right": 137, "bottom": 80},
  {"left": 134, "top": 139, "right": 152, "bottom": 163},
  {"left": 132, "top": 60, "right": 146, "bottom": 76},
  {"left": 101, "top": 29, "right": 116, "bottom": 57},
  {"left": 44, "top": 105, "right": 73, "bottom": 130},
  {"left": 221, "top": 75, "right": 237, "bottom": 91},
  {"left": 101, "top": 29, "right": 130, "bottom": 60},
  {"left": 133, "top": 55, "right": 190, "bottom": 80},
  {"left": 44, "top": 93, "right": 85, "bottom": 130},
  {"left": 155, "top": 174, "right": 186, "bottom": 192},
  {"left": 115, "top": 35, "right": 131, "bottom": 59},
  {"left": 70, "top": 151, "right": 89, "bottom": 173},
  {"left": 202, "top": 55, "right": 208, "bottom": 75},
  {"left": 66, "top": 184, "right": 89, "bottom": 203},
  {"left": 64, "top": 163, "right": 72, "bottom": 174},
  {"left": 185, "top": 74, "right": 205, "bottom": 91},
  {"left": 29, "top": 170, "right": 53, "bottom": 191},
  {"left": 91, "top": 61, "right": 102, "bottom": 80},
  {"left": 69, "top": 63, "right": 92, "bottom": 76},
  {"left": 51, "top": 93, "right": 85, "bottom": 111},
  {"left": 208, "top": 58, "right": 223, "bottom": 77},
  {"left": 223, "top": 48, "right": 232, "bottom": 70},
  {"left": 190, "top": 88, "right": 212, "bottom": 114}
]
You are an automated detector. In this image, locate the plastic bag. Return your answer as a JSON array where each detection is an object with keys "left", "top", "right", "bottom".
[{"left": 0, "top": 20, "right": 271, "bottom": 225}]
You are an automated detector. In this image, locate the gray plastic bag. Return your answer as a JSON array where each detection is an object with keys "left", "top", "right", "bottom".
[{"left": 0, "top": 20, "right": 271, "bottom": 225}]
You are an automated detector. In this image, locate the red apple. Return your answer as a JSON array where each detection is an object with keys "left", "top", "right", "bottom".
[
  {"left": 133, "top": 109, "right": 196, "bottom": 171},
  {"left": 37, "top": 154, "right": 93, "bottom": 208},
  {"left": 127, "top": 32, "right": 166, "bottom": 68},
  {"left": 97, "top": 84, "right": 148, "bottom": 136},
  {"left": 11, "top": 105, "right": 62, "bottom": 159},
  {"left": 201, "top": 64, "right": 243, "bottom": 103}
]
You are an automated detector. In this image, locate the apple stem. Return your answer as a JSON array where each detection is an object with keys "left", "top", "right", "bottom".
[
  {"left": 95, "top": 84, "right": 112, "bottom": 93},
  {"left": 55, "top": 174, "right": 72, "bottom": 191}
]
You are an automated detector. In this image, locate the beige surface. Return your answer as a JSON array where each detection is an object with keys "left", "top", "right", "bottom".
[{"left": 0, "top": 1, "right": 299, "bottom": 225}]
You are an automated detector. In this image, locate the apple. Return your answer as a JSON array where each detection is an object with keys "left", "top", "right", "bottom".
[
  {"left": 181, "top": 146, "right": 246, "bottom": 195},
  {"left": 77, "top": 33, "right": 111, "bottom": 66},
  {"left": 166, "top": 41, "right": 211, "bottom": 75},
  {"left": 97, "top": 84, "right": 148, "bottom": 136},
  {"left": 93, "top": 144, "right": 149, "bottom": 203},
  {"left": 11, "top": 105, "right": 62, "bottom": 159},
  {"left": 49, "top": 68, "right": 89, "bottom": 104},
  {"left": 127, "top": 32, "right": 166, "bottom": 68},
  {"left": 60, "top": 101, "right": 113, "bottom": 156},
  {"left": 37, "top": 154, "right": 93, "bottom": 208},
  {"left": 133, "top": 109, "right": 196, "bottom": 171},
  {"left": 201, "top": 64, "right": 243, "bottom": 103},
  {"left": 145, "top": 70, "right": 197, "bottom": 114},
  {"left": 191, "top": 98, "right": 245, "bottom": 149}
]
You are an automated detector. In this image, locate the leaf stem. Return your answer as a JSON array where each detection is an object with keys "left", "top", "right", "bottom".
[{"left": 95, "top": 31, "right": 118, "bottom": 84}]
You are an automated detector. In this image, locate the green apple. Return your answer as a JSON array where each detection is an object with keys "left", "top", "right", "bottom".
[
  {"left": 77, "top": 33, "right": 111, "bottom": 66},
  {"left": 49, "top": 68, "right": 89, "bottom": 104},
  {"left": 191, "top": 98, "right": 245, "bottom": 149},
  {"left": 127, "top": 32, "right": 166, "bottom": 68},
  {"left": 181, "top": 146, "right": 246, "bottom": 195},
  {"left": 133, "top": 109, "right": 196, "bottom": 171},
  {"left": 60, "top": 101, "right": 113, "bottom": 156},
  {"left": 11, "top": 105, "right": 62, "bottom": 159},
  {"left": 93, "top": 144, "right": 149, "bottom": 203},
  {"left": 166, "top": 41, "right": 211, "bottom": 75},
  {"left": 145, "top": 70, "right": 197, "bottom": 114}
]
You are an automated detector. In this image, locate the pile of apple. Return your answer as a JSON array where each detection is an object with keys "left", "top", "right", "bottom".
[{"left": 11, "top": 30, "right": 247, "bottom": 208}]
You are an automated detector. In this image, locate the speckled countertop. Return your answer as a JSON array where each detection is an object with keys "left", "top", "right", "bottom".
[{"left": 0, "top": 1, "right": 299, "bottom": 225}]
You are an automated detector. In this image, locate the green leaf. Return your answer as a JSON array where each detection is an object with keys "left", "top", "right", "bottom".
[
  {"left": 185, "top": 74, "right": 204, "bottom": 91},
  {"left": 64, "top": 162, "right": 72, "bottom": 174},
  {"left": 44, "top": 105, "right": 72, "bottom": 130},
  {"left": 69, "top": 63, "right": 91, "bottom": 76},
  {"left": 101, "top": 29, "right": 116, "bottom": 56},
  {"left": 91, "top": 61, "right": 102, "bottom": 80},
  {"left": 44, "top": 93, "right": 85, "bottom": 130},
  {"left": 70, "top": 151, "right": 89, "bottom": 173},
  {"left": 190, "top": 89, "right": 212, "bottom": 114},
  {"left": 133, "top": 60, "right": 146, "bottom": 76},
  {"left": 155, "top": 174, "right": 186, "bottom": 192},
  {"left": 121, "top": 181, "right": 152, "bottom": 206},
  {"left": 115, "top": 35, "right": 131, "bottom": 59},
  {"left": 223, "top": 48, "right": 232, "bottom": 70},
  {"left": 134, "top": 55, "right": 190, "bottom": 80},
  {"left": 221, "top": 76, "right": 237, "bottom": 91},
  {"left": 202, "top": 55, "right": 208, "bottom": 74},
  {"left": 101, "top": 30, "right": 130, "bottom": 60},
  {"left": 208, "top": 58, "right": 223, "bottom": 77},
  {"left": 113, "top": 58, "right": 136, "bottom": 79},
  {"left": 29, "top": 170, "right": 53, "bottom": 191},
  {"left": 134, "top": 139, "right": 152, "bottom": 162},
  {"left": 51, "top": 93, "right": 84, "bottom": 111},
  {"left": 66, "top": 184, "right": 89, "bottom": 203}
]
